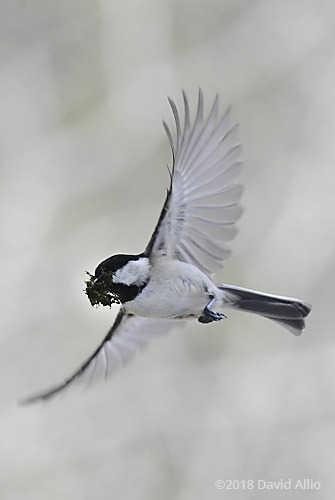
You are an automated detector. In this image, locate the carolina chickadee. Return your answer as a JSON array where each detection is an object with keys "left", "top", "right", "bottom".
[{"left": 22, "top": 90, "right": 311, "bottom": 404}]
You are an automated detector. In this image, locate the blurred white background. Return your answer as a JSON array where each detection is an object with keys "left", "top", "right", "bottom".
[{"left": 1, "top": 1, "right": 334, "bottom": 499}]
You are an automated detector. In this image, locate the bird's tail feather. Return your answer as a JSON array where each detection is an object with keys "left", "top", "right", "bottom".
[{"left": 218, "top": 284, "right": 311, "bottom": 335}]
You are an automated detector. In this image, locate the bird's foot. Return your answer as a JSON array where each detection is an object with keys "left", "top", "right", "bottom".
[{"left": 198, "top": 308, "right": 227, "bottom": 324}]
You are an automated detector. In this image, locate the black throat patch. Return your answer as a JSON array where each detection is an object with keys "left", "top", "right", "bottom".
[{"left": 112, "top": 281, "right": 147, "bottom": 303}]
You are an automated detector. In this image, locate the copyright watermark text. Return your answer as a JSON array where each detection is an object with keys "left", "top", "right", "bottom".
[{"left": 215, "top": 479, "right": 321, "bottom": 491}]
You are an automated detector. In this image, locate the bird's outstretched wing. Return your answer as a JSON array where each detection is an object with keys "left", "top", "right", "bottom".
[
  {"left": 145, "top": 89, "right": 243, "bottom": 276},
  {"left": 21, "top": 310, "right": 184, "bottom": 404}
]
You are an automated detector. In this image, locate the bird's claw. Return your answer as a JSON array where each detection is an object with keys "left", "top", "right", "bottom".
[{"left": 198, "top": 308, "right": 227, "bottom": 324}]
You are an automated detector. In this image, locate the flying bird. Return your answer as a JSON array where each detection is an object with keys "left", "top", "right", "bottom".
[{"left": 22, "top": 90, "right": 311, "bottom": 404}]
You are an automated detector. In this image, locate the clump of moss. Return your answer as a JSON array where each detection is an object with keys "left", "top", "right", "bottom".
[{"left": 85, "top": 271, "right": 120, "bottom": 308}]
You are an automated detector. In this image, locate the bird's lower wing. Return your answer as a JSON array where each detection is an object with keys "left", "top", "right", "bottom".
[{"left": 20, "top": 309, "right": 185, "bottom": 404}]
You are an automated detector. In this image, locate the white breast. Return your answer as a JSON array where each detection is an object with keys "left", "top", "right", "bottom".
[{"left": 124, "top": 258, "right": 219, "bottom": 319}]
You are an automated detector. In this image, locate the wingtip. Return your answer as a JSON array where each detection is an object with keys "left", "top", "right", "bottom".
[
  {"left": 18, "top": 393, "right": 45, "bottom": 406},
  {"left": 18, "top": 379, "right": 70, "bottom": 406}
]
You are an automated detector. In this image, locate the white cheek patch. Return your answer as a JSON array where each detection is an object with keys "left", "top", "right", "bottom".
[{"left": 113, "top": 258, "right": 150, "bottom": 287}]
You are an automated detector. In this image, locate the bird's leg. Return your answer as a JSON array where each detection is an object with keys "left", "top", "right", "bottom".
[{"left": 198, "top": 297, "right": 227, "bottom": 324}]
